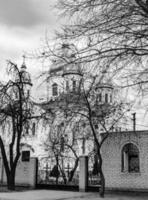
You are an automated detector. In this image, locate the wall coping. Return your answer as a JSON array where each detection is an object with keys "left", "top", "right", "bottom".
[{"left": 101, "top": 130, "right": 148, "bottom": 137}]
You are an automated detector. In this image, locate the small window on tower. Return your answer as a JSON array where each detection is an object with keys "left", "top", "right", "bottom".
[
  {"left": 73, "top": 80, "right": 76, "bottom": 92},
  {"left": 66, "top": 81, "right": 69, "bottom": 91},
  {"left": 27, "top": 90, "right": 30, "bottom": 97},
  {"left": 52, "top": 83, "right": 58, "bottom": 96},
  {"left": 105, "top": 94, "right": 108, "bottom": 103},
  {"left": 32, "top": 122, "right": 36, "bottom": 136},
  {"left": 98, "top": 93, "right": 102, "bottom": 102},
  {"left": 15, "top": 92, "right": 18, "bottom": 99},
  {"left": 110, "top": 94, "right": 112, "bottom": 103}
]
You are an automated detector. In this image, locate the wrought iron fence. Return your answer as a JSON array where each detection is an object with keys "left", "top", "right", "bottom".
[
  {"left": 88, "top": 153, "right": 101, "bottom": 186},
  {"left": 37, "top": 155, "right": 101, "bottom": 187},
  {"left": 37, "top": 157, "right": 79, "bottom": 186}
]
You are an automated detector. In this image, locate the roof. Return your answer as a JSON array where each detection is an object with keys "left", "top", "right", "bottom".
[{"left": 50, "top": 66, "right": 63, "bottom": 74}]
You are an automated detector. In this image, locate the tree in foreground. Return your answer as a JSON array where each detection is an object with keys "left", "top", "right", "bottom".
[
  {"left": 41, "top": 110, "right": 81, "bottom": 185},
  {"left": 52, "top": 0, "right": 148, "bottom": 95},
  {"left": 0, "top": 60, "right": 34, "bottom": 190}
]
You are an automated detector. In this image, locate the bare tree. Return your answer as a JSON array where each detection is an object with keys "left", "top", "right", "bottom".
[
  {"left": 49, "top": 0, "right": 148, "bottom": 93},
  {"left": 0, "top": 61, "right": 34, "bottom": 190},
  {"left": 42, "top": 115, "right": 81, "bottom": 185}
]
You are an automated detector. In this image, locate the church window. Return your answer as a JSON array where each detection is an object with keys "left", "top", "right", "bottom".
[
  {"left": 105, "top": 93, "right": 108, "bottom": 103},
  {"left": 15, "top": 91, "right": 18, "bottom": 99},
  {"left": 66, "top": 81, "right": 69, "bottom": 91},
  {"left": 110, "top": 94, "right": 112, "bottom": 103},
  {"left": 73, "top": 80, "right": 76, "bottom": 92},
  {"left": 98, "top": 93, "right": 102, "bottom": 102},
  {"left": 32, "top": 122, "right": 36, "bottom": 136},
  {"left": 121, "top": 143, "right": 140, "bottom": 173},
  {"left": 27, "top": 90, "right": 30, "bottom": 98},
  {"left": 52, "top": 83, "right": 58, "bottom": 96}
]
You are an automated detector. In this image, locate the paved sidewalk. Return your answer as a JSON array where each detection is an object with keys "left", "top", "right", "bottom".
[{"left": 0, "top": 190, "right": 148, "bottom": 200}]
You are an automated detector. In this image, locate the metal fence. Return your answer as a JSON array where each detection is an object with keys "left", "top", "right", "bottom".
[
  {"left": 88, "top": 153, "right": 101, "bottom": 186},
  {"left": 37, "top": 155, "right": 101, "bottom": 187},
  {"left": 37, "top": 157, "right": 79, "bottom": 186}
]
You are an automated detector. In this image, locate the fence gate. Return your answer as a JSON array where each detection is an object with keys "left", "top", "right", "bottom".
[{"left": 36, "top": 156, "right": 79, "bottom": 189}]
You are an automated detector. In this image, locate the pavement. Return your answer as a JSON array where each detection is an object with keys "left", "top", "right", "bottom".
[{"left": 0, "top": 190, "right": 148, "bottom": 200}]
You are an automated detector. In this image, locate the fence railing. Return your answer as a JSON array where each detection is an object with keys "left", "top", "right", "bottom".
[
  {"left": 88, "top": 172, "right": 101, "bottom": 186},
  {"left": 37, "top": 169, "right": 79, "bottom": 186}
]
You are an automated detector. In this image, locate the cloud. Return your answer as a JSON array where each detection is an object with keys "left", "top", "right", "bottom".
[
  {"left": 0, "top": 0, "right": 56, "bottom": 86},
  {"left": 0, "top": 0, "right": 53, "bottom": 27},
  {"left": 0, "top": 0, "right": 56, "bottom": 65}
]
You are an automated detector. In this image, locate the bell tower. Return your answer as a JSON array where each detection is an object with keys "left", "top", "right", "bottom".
[
  {"left": 61, "top": 43, "right": 83, "bottom": 93},
  {"left": 20, "top": 55, "right": 32, "bottom": 98},
  {"left": 95, "top": 68, "right": 114, "bottom": 105}
]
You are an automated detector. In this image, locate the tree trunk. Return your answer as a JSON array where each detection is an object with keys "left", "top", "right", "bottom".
[
  {"left": 97, "top": 147, "right": 105, "bottom": 198},
  {"left": 56, "top": 178, "right": 58, "bottom": 185},
  {"left": 68, "top": 158, "right": 79, "bottom": 182},
  {"left": 99, "top": 167, "right": 105, "bottom": 198},
  {"left": 58, "top": 162, "right": 67, "bottom": 184},
  {"left": 60, "top": 168, "right": 67, "bottom": 184},
  {"left": 7, "top": 171, "right": 15, "bottom": 190},
  {"left": 56, "top": 155, "right": 59, "bottom": 185}
]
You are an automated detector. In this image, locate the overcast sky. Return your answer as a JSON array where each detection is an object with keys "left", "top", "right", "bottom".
[
  {"left": 0, "top": 0, "right": 57, "bottom": 79},
  {"left": 0, "top": 0, "right": 147, "bottom": 129}
]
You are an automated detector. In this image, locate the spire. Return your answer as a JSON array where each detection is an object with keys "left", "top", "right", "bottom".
[
  {"left": 20, "top": 55, "right": 32, "bottom": 86},
  {"left": 21, "top": 54, "right": 27, "bottom": 71}
]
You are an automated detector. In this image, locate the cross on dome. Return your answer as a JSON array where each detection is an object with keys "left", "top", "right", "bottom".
[{"left": 21, "top": 54, "right": 27, "bottom": 71}]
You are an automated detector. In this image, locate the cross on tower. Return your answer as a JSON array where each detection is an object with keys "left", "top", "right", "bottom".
[
  {"left": 21, "top": 54, "right": 27, "bottom": 70},
  {"left": 22, "top": 54, "right": 26, "bottom": 65}
]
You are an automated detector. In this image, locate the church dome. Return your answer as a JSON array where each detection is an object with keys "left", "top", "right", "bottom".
[
  {"left": 60, "top": 43, "right": 82, "bottom": 77},
  {"left": 49, "top": 61, "right": 63, "bottom": 76},
  {"left": 49, "top": 42, "right": 82, "bottom": 77},
  {"left": 62, "top": 63, "right": 82, "bottom": 77},
  {"left": 62, "top": 44, "right": 82, "bottom": 76},
  {"left": 95, "top": 69, "right": 114, "bottom": 105},
  {"left": 95, "top": 69, "right": 113, "bottom": 90}
]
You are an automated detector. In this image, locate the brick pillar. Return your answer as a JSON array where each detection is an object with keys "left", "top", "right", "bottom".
[{"left": 79, "top": 155, "right": 88, "bottom": 192}]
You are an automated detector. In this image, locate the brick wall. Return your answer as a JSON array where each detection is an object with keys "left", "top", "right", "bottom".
[{"left": 101, "top": 131, "right": 148, "bottom": 191}]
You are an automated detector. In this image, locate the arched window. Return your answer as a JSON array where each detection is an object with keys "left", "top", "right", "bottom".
[
  {"left": 66, "top": 80, "right": 69, "bottom": 91},
  {"left": 105, "top": 93, "right": 108, "bottom": 103},
  {"left": 52, "top": 83, "right": 58, "bottom": 96},
  {"left": 32, "top": 122, "right": 36, "bottom": 136},
  {"left": 110, "top": 94, "right": 112, "bottom": 103},
  {"left": 73, "top": 80, "right": 76, "bottom": 92},
  {"left": 121, "top": 143, "right": 140, "bottom": 173},
  {"left": 98, "top": 93, "right": 102, "bottom": 102}
]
